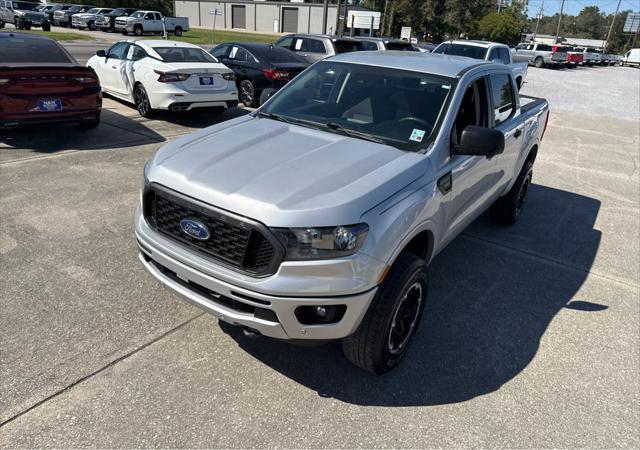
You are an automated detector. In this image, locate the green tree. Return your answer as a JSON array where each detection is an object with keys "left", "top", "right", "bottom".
[{"left": 477, "top": 7, "right": 525, "bottom": 45}]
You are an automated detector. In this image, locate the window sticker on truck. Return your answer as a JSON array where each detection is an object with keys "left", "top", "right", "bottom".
[{"left": 410, "top": 128, "right": 425, "bottom": 142}]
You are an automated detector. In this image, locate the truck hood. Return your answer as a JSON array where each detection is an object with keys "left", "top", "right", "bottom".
[{"left": 148, "top": 116, "right": 428, "bottom": 228}]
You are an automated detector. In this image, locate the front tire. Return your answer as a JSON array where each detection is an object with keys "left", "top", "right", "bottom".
[
  {"left": 342, "top": 252, "right": 428, "bottom": 374},
  {"left": 133, "top": 84, "right": 153, "bottom": 118},
  {"left": 88, "top": 21, "right": 96, "bottom": 31},
  {"left": 489, "top": 160, "right": 533, "bottom": 225},
  {"left": 133, "top": 24, "right": 142, "bottom": 36}
]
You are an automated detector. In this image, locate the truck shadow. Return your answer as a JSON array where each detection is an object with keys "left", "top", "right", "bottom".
[{"left": 221, "top": 184, "right": 604, "bottom": 406}]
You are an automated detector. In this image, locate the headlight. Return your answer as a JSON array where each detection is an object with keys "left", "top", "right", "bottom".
[
  {"left": 143, "top": 160, "right": 151, "bottom": 186},
  {"left": 272, "top": 224, "right": 368, "bottom": 261}
]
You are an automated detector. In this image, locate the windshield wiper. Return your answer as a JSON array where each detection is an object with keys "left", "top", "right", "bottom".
[
  {"left": 254, "top": 111, "right": 296, "bottom": 124},
  {"left": 325, "top": 122, "right": 386, "bottom": 144}
]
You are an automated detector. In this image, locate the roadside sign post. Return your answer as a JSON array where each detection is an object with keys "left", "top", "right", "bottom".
[
  {"left": 400, "top": 26, "right": 411, "bottom": 41},
  {"left": 162, "top": 17, "right": 167, "bottom": 40},
  {"left": 209, "top": 8, "right": 222, "bottom": 45}
]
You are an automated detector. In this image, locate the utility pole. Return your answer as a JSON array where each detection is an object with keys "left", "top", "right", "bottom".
[
  {"left": 322, "top": 0, "right": 328, "bottom": 34},
  {"left": 555, "top": 0, "right": 565, "bottom": 44},
  {"left": 533, "top": 0, "right": 544, "bottom": 41},
  {"left": 602, "top": 0, "right": 621, "bottom": 53},
  {"left": 381, "top": 0, "right": 388, "bottom": 37}
]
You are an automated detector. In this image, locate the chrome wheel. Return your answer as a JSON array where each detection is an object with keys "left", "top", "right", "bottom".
[
  {"left": 387, "top": 282, "right": 424, "bottom": 355},
  {"left": 134, "top": 85, "right": 151, "bottom": 117},
  {"left": 239, "top": 80, "right": 255, "bottom": 106}
]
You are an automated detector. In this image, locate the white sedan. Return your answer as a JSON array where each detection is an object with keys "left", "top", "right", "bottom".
[{"left": 87, "top": 40, "right": 238, "bottom": 117}]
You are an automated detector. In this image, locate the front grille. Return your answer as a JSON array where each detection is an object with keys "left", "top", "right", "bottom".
[
  {"left": 115, "top": 19, "right": 126, "bottom": 26},
  {"left": 143, "top": 185, "right": 283, "bottom": 276}
]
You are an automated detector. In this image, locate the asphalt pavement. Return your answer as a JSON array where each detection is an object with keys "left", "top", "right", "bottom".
[{"left": 0, "top": 59, "right": 638, "bottom": 447}]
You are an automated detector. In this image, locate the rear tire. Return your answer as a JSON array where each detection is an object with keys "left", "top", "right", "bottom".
[
  {"left": 174, "top": 26, "right": 182, "bottom": 36},
  {"left": 342, "top": 252, "right": 428, "bottom": 374},
  {"left": 133, "top": 84, "right": 154, "bottom": 118},
  {"left": 239, "top": 79, "right": 258, "bottom": 107},
  {"left": 88, "top": 20, "right": 96, "bottom": 31},
  {"left": 489, "top": 160, "right": 533, "bottom": 225},
  {"left": 534, "top": 56, "right": 544, "bottom": 68},
  {"left": 0, "top": 20, "right": 5, "bottom": 29},
  {"left": 42, "top": 21, "right": 50, "bottom": 31}
]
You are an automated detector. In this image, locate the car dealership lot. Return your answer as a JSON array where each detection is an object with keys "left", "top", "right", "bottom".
[{"left": 1, "top": 64, "right": 639, "bottom": 447}]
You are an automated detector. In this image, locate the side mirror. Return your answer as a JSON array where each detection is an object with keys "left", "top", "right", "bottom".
[
  {"left": 452, "top": 125, "right": 505, "bottom": 157},
  {"left": 96, "top": 50, "right": 106, "bottom": 58},
  {"left": 492, "top": 58, "right": 502, "bottom": 64}
]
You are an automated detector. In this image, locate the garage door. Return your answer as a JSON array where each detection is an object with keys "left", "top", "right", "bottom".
[
  {"left": 232, "top": 5, "right": 245, "bottom": 29},
  {"left": 282, "top": 7, "right": 298, "bottom": 33}
]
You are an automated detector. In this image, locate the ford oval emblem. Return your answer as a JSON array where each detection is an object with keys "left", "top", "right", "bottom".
[{"left": 180, "top": 218, "right": 210, "bottom": 241}]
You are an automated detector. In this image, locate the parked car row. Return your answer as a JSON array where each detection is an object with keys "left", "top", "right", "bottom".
[{"left": 514, "top": 43, "right": 623, "bottom": 68}]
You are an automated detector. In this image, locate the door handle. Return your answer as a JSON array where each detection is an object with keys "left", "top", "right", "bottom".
[{"left": 514, "top": 128, "right": 522, "bottom": 138}]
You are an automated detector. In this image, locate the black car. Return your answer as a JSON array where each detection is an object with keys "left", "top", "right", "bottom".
[
  {"left": 96, "top": 7, "right": 136, "bottom": 32},
  {"left": 211, "top": 42, "right": 308, "bottom": 107}
]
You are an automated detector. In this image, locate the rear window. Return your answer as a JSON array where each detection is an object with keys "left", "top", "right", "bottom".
[
  {"left": 359, "top": 41, "right": 378, "bottom": 51},
  {"left": 555, "top": 46, "right": 570, "bottom": 52},
  {"left": 0, "top": 37, "right": 73, "bottom": 63},
  {"left": 154, "top": 47, "right": 217, "bottom": 63},
  {"left": 333, "top": 40, "right": 362, "bottom": 53},
  {"left": 261, "top": 46, "right": 305, "bottom": 63},
  {"left": 432, "top": 43, "right": 488, "bottom": 60},
  {"left": 386, "top": 42, "right": 416, "bottom": 51}
]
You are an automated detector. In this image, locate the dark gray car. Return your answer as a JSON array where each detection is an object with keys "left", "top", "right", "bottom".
[{"left": 273, "top": 33, "right": 363, "bottom": 64}]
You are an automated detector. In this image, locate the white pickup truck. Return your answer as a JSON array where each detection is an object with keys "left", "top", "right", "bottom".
[
  {"left": 432, "top": 40, "right": 528, "bottom": 90},
  {"left": 115, "top": 10, "right": 188, "bottom": 37}
]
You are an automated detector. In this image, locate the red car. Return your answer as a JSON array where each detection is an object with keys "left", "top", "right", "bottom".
[
  {"left": 565, "top": 47, "right": 585, "bottom": 67},
  {"left": 0, "top": 32, "right": 102, "bottom": 129}
]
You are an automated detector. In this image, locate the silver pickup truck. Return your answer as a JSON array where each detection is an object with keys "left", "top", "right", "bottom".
[{"left": 135, "top": 52, "right": 550, "bottom": 374}]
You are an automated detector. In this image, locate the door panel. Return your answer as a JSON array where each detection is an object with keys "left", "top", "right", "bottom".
[{"left": 443, "top": 76, "right": 502, "bottom": 241}]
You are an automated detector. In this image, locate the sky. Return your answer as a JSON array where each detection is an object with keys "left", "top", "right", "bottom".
[{"left": 526, "top": 0, "right": 640, "bottom": 18}]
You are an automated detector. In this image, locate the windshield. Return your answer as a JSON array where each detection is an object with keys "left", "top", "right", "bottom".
[
  {"left": 12, "top": 2, "right": 38, "bottom": 10},
  {"left": 155, "top": 47, "right": 217, "bottom": 63},
  {"left": 130, "top": 11, "right": 144, "bottom": 18},
  {"left": 386, "top": 42, "right": 417, "bottom": 51},
  {"left": 333, "top": 40, "right": 363, "bottom": 53},
  {"left": 260, "top": 61, "right": 454, "bottom": 152},
  {"left": 111, "top": 8, "right": 127, "bottom": 14},
  {"left": 85, "top": 8, "right": 99, "bottom": 14},
  {"left": 0, "top": 36, "right": 72, "bottom": 63},
  {"left": 432, "top": 43, "right": 488, "bottom": 60}
]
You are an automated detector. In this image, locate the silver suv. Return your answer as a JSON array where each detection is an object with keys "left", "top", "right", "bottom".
[
  {"left": 274, "top": 33, "right": 363, "bottom": 64},
  {"left": 136, "top": 52, "right": 549, "bottom": 373}
]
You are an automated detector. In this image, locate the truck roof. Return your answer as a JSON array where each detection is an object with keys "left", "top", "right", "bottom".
[
  {"left": 329, "top": 51, "right": 491, "bottom": 78},
  {"left": 444, "top": 40, "right": 507, "bottom": 48}
]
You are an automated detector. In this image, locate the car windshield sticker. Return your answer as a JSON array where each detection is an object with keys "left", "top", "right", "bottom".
[
  {"left": 229, "top": 46, "right": 238, "bottom": 58},
  {"left": 295, "top": 39, "right": 303, "bottom": 50},
  {"left": 410, "top": 129, "right": 426, "bottom": 142}
]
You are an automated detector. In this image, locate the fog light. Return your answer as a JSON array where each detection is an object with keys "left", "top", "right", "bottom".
[{"left": 295, "top": 305, "right": 347, "bottom": 325}]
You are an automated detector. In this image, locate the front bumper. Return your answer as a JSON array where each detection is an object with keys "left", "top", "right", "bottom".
[{"left": 134, "top": 204, "right": 382, "bottom": 340}]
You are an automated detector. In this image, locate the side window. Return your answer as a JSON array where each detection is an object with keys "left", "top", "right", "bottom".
[
  {"left": 537, "top": 44, "right": 551, "bottom": 52},
  {"left": 229, "top": 46, "right": 248, "bottom": 62},
  {"left": 499, "top": 47, "right": 511, "bottom": 64},
  {"left": 515, "top": 44, "right": 526, "bottom": 50},
  {"left": 210, "top": 45, "right": 228, "bottom": 59},
  {"left": 490, "top": 73, "right": 514, "bottom": 125},
  {"left": 127, "top": 45, "right": 147, "bottom": 61},
  {"left": 488, "top": 48, "right": 500, "bottom": 61},
  {"left": 107, "top": 42, "right": 129, "bottom": 60},
  {"left": 144, "top": 13, "right": 153, "bottom": 20},
  {"left": 452, "top": 77, "right": 489, "bottom": 144},
  {"left": 301, "top": 38, "right": 325, "bottom": 53},
  {"left": 154, "top": 13, "right": 161, "bottom": 20},
  {"left": 275, "top": 36, "right": 293, "bottom": 49}
]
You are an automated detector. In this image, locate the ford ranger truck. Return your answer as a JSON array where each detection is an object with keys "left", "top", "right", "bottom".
[{"left": 135, "top": 52, "right": 550, "bottom": 374}]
